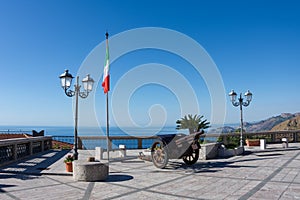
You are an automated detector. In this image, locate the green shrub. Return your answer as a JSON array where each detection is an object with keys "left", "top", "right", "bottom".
[
  {"left": 218, "top": 134, "right": 240, "bottom": 148},
  {"left": 62, "top": 145, "right": 71, "bottom": 150}
]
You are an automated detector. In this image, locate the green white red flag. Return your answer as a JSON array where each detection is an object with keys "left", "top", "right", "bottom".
[{"left": 102, "top": 36, "right": 110, "bottom": 93}]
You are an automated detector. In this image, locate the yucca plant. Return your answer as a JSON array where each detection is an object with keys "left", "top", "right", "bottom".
[{"left": 176, "top": 114, "right": 210, "bottom": 134}]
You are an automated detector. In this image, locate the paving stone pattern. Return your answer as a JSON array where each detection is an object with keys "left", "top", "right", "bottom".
[{"left": 1, "top": 144, "right": 300, "bottom": 199}]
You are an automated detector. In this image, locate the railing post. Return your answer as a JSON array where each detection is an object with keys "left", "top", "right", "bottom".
[
  {"left": 108, "top": 138, "right": 112, "bottom": 150},
  {"left": 138, "top": 139, "right": 142, "bottom": 149},
  {"left": 293, "top": 132, "right": 297, "bottom": 142},
  {"left": 271, "top": 132, "right": 276, "bottom": 143},
  {"left": 29, "top": 141, "right": 33, "bottom": 155},
  {"left": 13, "top": 143, "right": 18, "bottom": 161},
  {"left": 50, "top": 138, "right": 53, "bottom": 149},
  {"left": 41, "top": 140, "right": 45, "bottom": 152},
  {"left": 78, "top": 137, "right": 83, "bottom": 149}
]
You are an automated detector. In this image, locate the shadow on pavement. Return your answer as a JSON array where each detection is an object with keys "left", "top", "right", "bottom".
[
  {"left": 255, "top": 153, "right": 283, "bottom": 157},
  {"left": 162, "top": 160, "right": 250, "bottom": 173},
  {"left": 105, "top": 174, "right": 134, "bottom": 182},
  {"left": 0, "top": 149, "right": 69, "bottom": 176},
  {"left": 158, "top": 153, "right": 279, "bottom": 173},
  {"left": 0, "top": 183, "right": 17, "bottom": 193}
]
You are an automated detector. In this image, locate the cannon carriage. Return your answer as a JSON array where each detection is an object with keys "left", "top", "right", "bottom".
[{"left": 150, "top": 131, "right": 203, "bottom": 168}]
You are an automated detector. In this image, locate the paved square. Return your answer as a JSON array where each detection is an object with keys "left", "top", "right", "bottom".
[{"left": 1, "top": 144, "right": 300, "bottom": 199}]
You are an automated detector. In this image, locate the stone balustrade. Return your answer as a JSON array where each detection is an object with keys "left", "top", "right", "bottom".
[{"left": 0, "top": 136, "right": 52, "bottom": 167}]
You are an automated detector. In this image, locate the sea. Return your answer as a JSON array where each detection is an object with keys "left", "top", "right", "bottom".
[
  {"left": 0, "top": 124, "right": 236, "bottom": 149},
  {"left": 0, "top": 125, "right": 188, "bottom": 137},
  {"left": 0, "top": 125, "right": 188, "bottom": 149}
]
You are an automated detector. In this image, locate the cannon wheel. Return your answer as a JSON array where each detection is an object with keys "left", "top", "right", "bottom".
[
  {"left": 182, "top": 149, "right": 199, "bottom": 165},
  {"left": 151, "top": 140, "right": 169, "bottom": 169}
]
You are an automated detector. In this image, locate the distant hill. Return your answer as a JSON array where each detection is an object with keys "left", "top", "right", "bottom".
[
  {"left": 244, "top": 113, "right": 300, "bottom": 132},
  {"left": 210, "top": 112, "right": 300, "bottom": 133},
  {"left": 208, "top": 126, "right": 235, "bottom": 133},
  {"left": 271, "top": 116, "right": 300, "bottom": 131}
]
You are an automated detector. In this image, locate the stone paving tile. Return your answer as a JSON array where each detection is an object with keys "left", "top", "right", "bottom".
[
  {"left": 286, "top": 158, "right": 300, "bottom": 168},
  {"left": 250, "top": 182, "right": 289, "bottom": 200},
  {"left": 120, "top": 190, "right": 181, "bottom": 200},
  {"left": 198, "top": 178, "right": 248, "bottom": 199},
  {"left": 245, "top": 167, "right": 277, "bottom": 180},
  {"left": 272, "top": 168, "right": 290, "bottom": 182},
  {"left": 0, "top": 192, "right": 16, "bottom": 200},
  {"left": 0, "top": 174, "right": 53, "bottom": 192},
  {"left": 229, "top": 180, "right": 261, "bottom": 197},
  {"left": 90, "top": 183, "right": 137, "bottom": 199},
  {"left": 219, "top": 179, "right": 246, "bottom": 196},
  {"left": 293, "top": 173, "right": 300, "bottom": 184},
  {"left": 225, "top": 195, "right": 244, "bottom": 200},
  {"left": 11, "top": 184, "right": 84, "bottom": 200},
  {"left": 281, "top": 183, "right": 300, "bottom": 199},
  {"left": 282, "top": 169, "right": 298, "bottom": 182}
]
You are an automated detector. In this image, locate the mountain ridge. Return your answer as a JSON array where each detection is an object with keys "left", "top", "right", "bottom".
[
  {"left": 245, "top": 113, "right": 300, "bottom": 132},
  {"left": 271, "top": 115, "right": 300, "bottom": 131},
  {"left": 210, "top": 112, "right": 300, "bottom": 133}
]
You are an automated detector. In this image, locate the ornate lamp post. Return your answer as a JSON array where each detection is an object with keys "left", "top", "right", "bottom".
[
  {"left": 229, "top": 90, "right": 253, "bottom": 147},
  {"left": 59, "top": 70, "right": 94, "bottom": 160}
]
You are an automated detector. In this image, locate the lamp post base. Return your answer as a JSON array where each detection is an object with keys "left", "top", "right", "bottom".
[{"left": 73, "top": 151, "right": 78, "bottom": 160}]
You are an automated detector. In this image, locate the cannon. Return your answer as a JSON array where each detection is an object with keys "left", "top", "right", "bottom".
[{"left": 150, "top": 131, "right": 203, "bottom": 168}]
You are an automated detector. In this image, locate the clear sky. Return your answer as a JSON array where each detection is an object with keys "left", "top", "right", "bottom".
[{"left": 0, "top": 0, "right": 299, "bottom": 128}]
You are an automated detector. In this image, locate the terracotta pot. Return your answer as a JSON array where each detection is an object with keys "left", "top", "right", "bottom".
[{"left": 65, "top": 162, "right": 73, "bottom": 172}]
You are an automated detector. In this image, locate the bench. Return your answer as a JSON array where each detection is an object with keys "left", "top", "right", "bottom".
[{"left": 95, "top": 145, "right": 127, "bottom": 161}]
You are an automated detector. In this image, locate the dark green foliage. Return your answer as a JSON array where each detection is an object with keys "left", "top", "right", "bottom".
[
  {"left": 176, "top": 114, "right": 210, "bottom": 134},
  {"left": 217, "top": 133, "right": 240, "bottom": 149},
  {"left": 62, "top": 145, "right": 72, "bottom": 150},
  {"left": 225, "top": 143, "right": 239, "bottom": 149}
]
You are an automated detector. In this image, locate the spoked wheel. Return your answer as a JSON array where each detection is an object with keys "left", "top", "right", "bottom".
[
  {"left": 151, "top": 140, "right": 169, "bottom": 169},
  {"left": 182, "top": 149, "right": 199, "bottom": 165}
]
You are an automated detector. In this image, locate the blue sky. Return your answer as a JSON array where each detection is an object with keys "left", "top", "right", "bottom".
[{"left": 0, "top": 0, "right": 299, "bottom": 128}]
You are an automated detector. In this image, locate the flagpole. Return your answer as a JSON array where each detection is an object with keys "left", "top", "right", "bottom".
[
  {"left": 106, "top": 91, "right": 110, "bottom": 163},
  {"left": 105, "top": 32, "right": 110, "bottom": 163}
]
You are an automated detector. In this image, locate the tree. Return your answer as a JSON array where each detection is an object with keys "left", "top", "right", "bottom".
[{"left": 176, "top": 114, "right": 210, "bottom": 134}]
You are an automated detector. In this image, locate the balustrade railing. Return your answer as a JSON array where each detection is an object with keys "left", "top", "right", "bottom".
[
  {"left": 50, "top": 130, "right": 300, "bottom": 150},
  {"left": 203, "top": 130, "right": 300, "bottom": 144},
  {"left": 0, "top": 136, "right": 52, "bottom": 166},
  {"left": 77, "top": 136, "right": 158, "bottom": 150}
]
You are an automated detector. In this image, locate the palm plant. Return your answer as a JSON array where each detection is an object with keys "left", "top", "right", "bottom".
[{"left": 176, "top": 114, "right": 210, "bottom": 134}]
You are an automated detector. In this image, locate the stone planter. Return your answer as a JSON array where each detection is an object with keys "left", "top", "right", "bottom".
[
  {"left": 218, "top": 146, "right": 244, "bottom": 158},
  {"left": 73, "top": 161, "right": 109, "bottom": 181},
  {"left": 199, "top": 143, "right": 219, "bottom": 160},
  {"left": 246, "top": 139, "right": 260, "bottom": 147}
]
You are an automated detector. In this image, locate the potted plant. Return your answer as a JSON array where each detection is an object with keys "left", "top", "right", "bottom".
[{"left": 64, "top": 154, "right": 74, "bottom": 172}]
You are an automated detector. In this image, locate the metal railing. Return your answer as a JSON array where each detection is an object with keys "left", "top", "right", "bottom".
[
  {"left": 78, "top": 136, "right": 158, "bottom": 150},
  {"left": 49, "top": 130, "right": 300, "bottom": 150},
  {"left": 0, "top": 136, "right": 52, "bottom": 167},
  {"left": 52, "top": 136, "right": 74, "bottom": 144}
]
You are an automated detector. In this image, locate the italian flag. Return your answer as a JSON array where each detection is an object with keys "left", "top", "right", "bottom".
[{"left": 102, "top": 39, "right": 110, "bottom": 93}]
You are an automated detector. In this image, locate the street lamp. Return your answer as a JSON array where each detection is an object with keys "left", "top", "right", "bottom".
[
  {"left": 59, "top": 70, "right": 94, "bottom": 160},
  {"left": 229, "top": 90, "right": 253, "bottom": 147}
]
